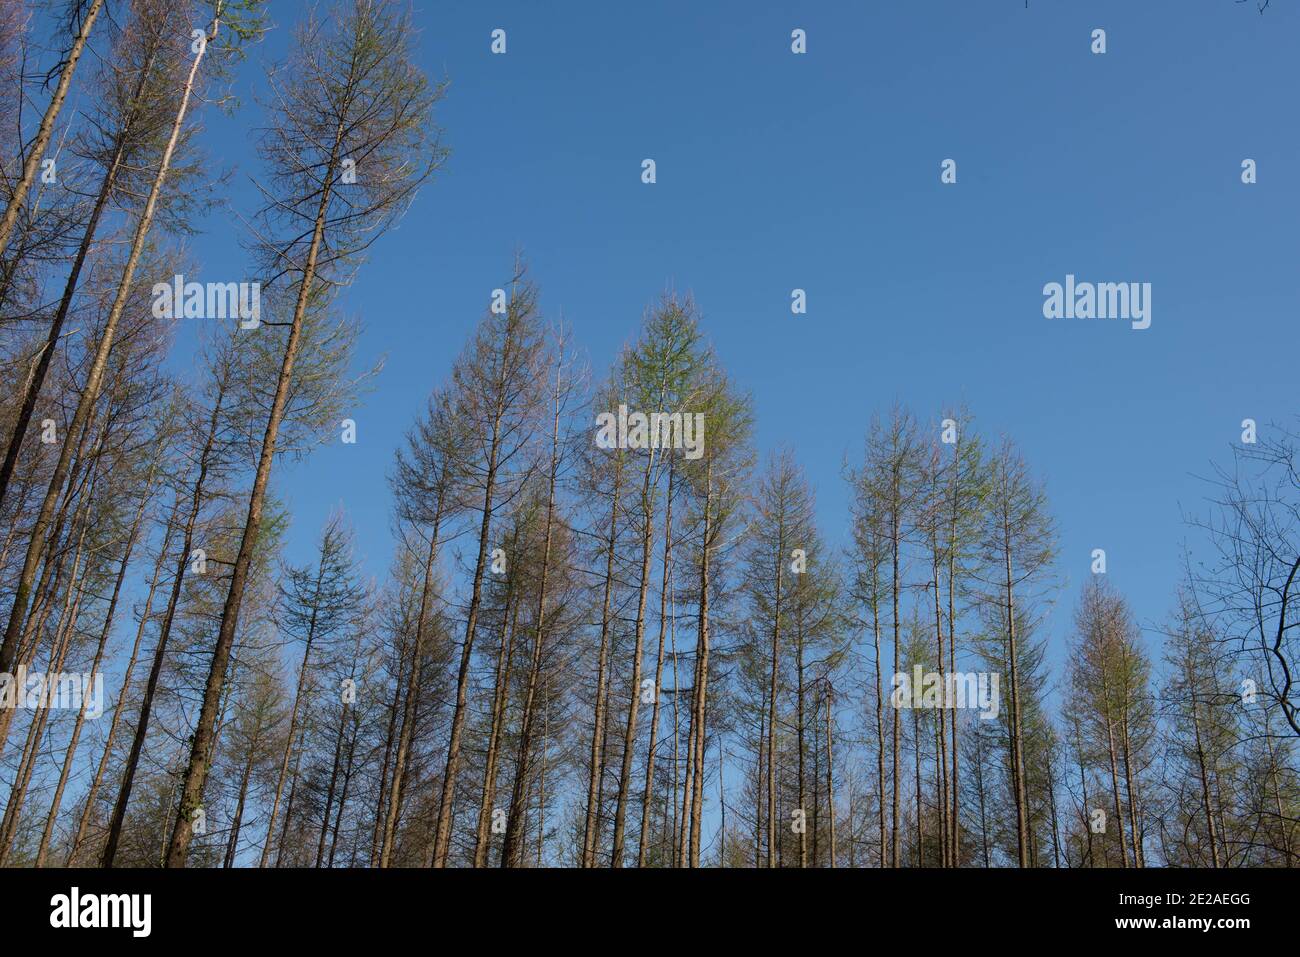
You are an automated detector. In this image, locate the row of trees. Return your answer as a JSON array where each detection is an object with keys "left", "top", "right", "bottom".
[{"left": 0, "top": 0, "right": 1296, "bottom": 867}]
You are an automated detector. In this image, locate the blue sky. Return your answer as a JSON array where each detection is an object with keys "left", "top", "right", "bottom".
[{"left": 189, "top": 0, "right": 1297, "bottom": 694}]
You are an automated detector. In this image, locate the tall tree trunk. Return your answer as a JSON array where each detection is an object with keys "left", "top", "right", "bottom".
[
  {"left": 796, "top": 578, "right": 807, "bottom": 869},
  {"left": 81, "top": 497, "right": 176, "bottom": 865},
  {"left": 1102, "top": 706, "right": 1129, "bottom": 868},
  {"left": 581, "top": 468, "right": 621, "bottom": 867},
  {"left": 430, "top": 405, "right": 505, "bottom": 868},
  {"left": 224, "top": 715, "right": 264, "bottom": 869},
  {"left": 502, "top": 371, "right": 563, "bottom": 868},
  {"left": 687, "top": 464, "right": 713, "bottom": 868},
  {"left": 103, "top": 382, "right": 226, "bottom": 867},
  {"left": 946, "top": 444, "right": 964, "bottom": 866},
  {"left": 974, "top": 726, "right": 990, "bottom": 867},
  {"left": 0, "top": 0, "right": 105, "bottom": 257},
  {"left": 328, "top": 711, "right": 360, "bottom": 867},
  {"left": 317, "top": 699, "right": 350, "bottom": 867},
  {"left": 755, "top": 713, "right": 765, "bottom": 865},
  {"left": 166, "top": 21, "right": 337, "bottom": 865},
  {"left": 610, "top": 456, "right": 657, "bottom": 867},
  {"left": 0, "top": 496, "right": 93, "bottom": 862},
  {"left": 0, "top": 3, "right": 213, "bottom": 761},
  {"left": 1189, "top": 696, "right": 1220, "bottom": 867},
  {"left": 826, "top": 686, "right": 836, "bottom": 868},
  {"left": 1119, "top": 711, "right": 1143, "bottom": 867},
  {"left": 1045, "top": 750, "right": 1062, "bottom": 868},
  {"left": 0, "top": 25, "right": 163, "bottom": 513},
  {"left": 4, "top": 386, "right": 102, "bottom": 747},
  {"left": 1003, "top": 527, "right": 1030, "bottom": 867},
  {"left": 766, "top": 520, "right": 785, "bottom": 868},
  {"left": 35, "top": 467, "right": 155, "bottom": 866},
  {"left": 872, "top": 574, "right": 886, "bottom": 867},
  {"left": 473, "top": 568, "right": 519, "bottom": 867},
  {"left": 370, "top": 629, "right": 408, "bottom": 866},
  {"left": 1073, "top": 718, "right": 1094, "bottom": 867},
  {"left": 260, "top": 559, "right": 327, "bottom": 867},
  {"left": 637, "top": 466, "right": 674, "bottom": 866},
  {"left": 273, "top": 726, "right": 307, "bottom": 867},
  {"left": 931, "top": 550, "right": 949, "bottom": 866},
  {"left": 535, "top": 686, "right": 549, "bottom": 867},
  {"left": 913, "top": 707, "right": 923, "bottom": 866},
  {"left": 890, "top": 486, "right": 902, "bottom": 868}
]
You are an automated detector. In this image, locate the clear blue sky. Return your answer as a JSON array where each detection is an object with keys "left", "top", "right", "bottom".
[{"left": 191, "top": 0, "right": 1296, "bottom": 689}]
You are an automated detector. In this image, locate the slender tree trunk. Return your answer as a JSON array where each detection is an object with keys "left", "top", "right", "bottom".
[
  {"left": 261, "top": 562, "right": 326, "bottom": 867},
  {"left": 766, "top": 522, "right": 785, "bottom": 868},
  {"left": 0, "top": 29, "right": 163, "bottom": 513},
  {"left": 329, "top": 712, "right": 360, "bottom": 867},
  {"left": 166, "top": 29, "right": 338, "bottom": 865},
  {"left": 316, "top": 701, "right": 349, "bottom": 867},
  {"left": 380, "top": 522, "right": 441, "bottom": 866},
  {"left": 1117, "top": 656, "right": 1144, "bottom": 868},
  {"left": 872, "top": 580, "right": 886, "bottom": 868},
  {"left": 826, "top": 686, "right": 836, "bottom": 868},
  {"left": 274, "top": 726, "right": 307, "bottom": 867},
  {"left": 3, "top": 390, "right": 101, "bottom": 751},
  {"left": 637, "top": 466, "right": 673, "bottom": 867},
  {"left": 946, "top": 445, "right": 963, "bottom": 866},
  {"left": 1262, "top": 717, "right": 1296, "bottom": 865},
  {"left": 104, "top": 384, "right": 226, "bottom": 867},
  {"left": 83, "top": 498, "right": 176, "bottom": 865},
  {"left": 974, "top": 726, "right": 990, "bottom": 867},
  {"left": 890, "top": 490, "right": 902, "bottom": 868},
  {"left": 1119, "top": 712, "right": 1143, "bottom": 867},
  {"left": 473, "top": 568, "right": 519, "bottom": 866},
  {"left": 913, "top": 707, "right": 923, "bottom": 866},
  {"left": 224, "top": 719, "right": 263, "bottom": 869},
  {"left": 502, "top": 373, "right": 563, "bottom": 868},
  {"left": 0, "top": 0, "right": 105, "bottom": 257},
  {"left": 610, "top": 455, "right": 657, "bottom": 867},
  {"left": 1045, "top": 751, "right": 1062, "bottom": 868},
  {"left": 500, "top": 572, "right": 550, "bottom": 869},
  {"left": 1102, "top": 707, "right": 1129, "bottom": 868},
  {"left": 1003, "top": 529, "right": 1030, "bottom": 867},
  {"left": 931, "top": 551, "right": 949, "bottom": 866},
  {"left": 687, "top": 464, "right": 713, "bottom": 868},
  {"left": 535, "top": 686, "right": 549, "bottom": 867},
  {"left": 1073, "top": 718, "right": 1094, "bottom": 867},
  {"left": 667, "top": 590, "right": 680, "bottom": 865},
  {"left": 1189, "top": 697, "right": 1220, "bottom": 867},
  {"left": 593, "top": 628, "right": 618, "bottom": 859},
  {"left": 35, "top": 470, "right": 155, "bottom": 866},
  {"left": 0, "top": 5, "right": 213, "bottom": 761},
  {"left": 581, "top": 467, "right": 621, "bottom": 867},
  {"left": 678, "top": 652, "right": 695, "bottom": 868},
  {"left": 370, "top": 630, "right": 407, "bottom": 866},
  {"left": 796, "top": 585, "right": 807, "bottom": 868},
  {"left": 755, "top": 713, "right": 765, "bottom": 866},
  {"left": 0, "top": 503, "right": 92, "bottom": 862},
  {"left": 431, "top": 406, "right": 505, "bottom": 868}
]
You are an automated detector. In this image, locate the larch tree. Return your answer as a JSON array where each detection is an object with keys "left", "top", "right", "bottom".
[
  {"left": 0, "top": 0, "right": 259, "bottom": 758},
  {"left": 0, "top": 0, "right": 108, "bottom": 258},
  {"left": 975, "top": 438, "right": 1056, "bottom": 867},
  {"left": 166, "top": 0, "right": 442, "bottom": 866},
  {"left": 429, "top": 268, "right": 546, "bottom": 868},
  {"left": 259, "top": 511, "right": 364, "bottom": 866}
]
